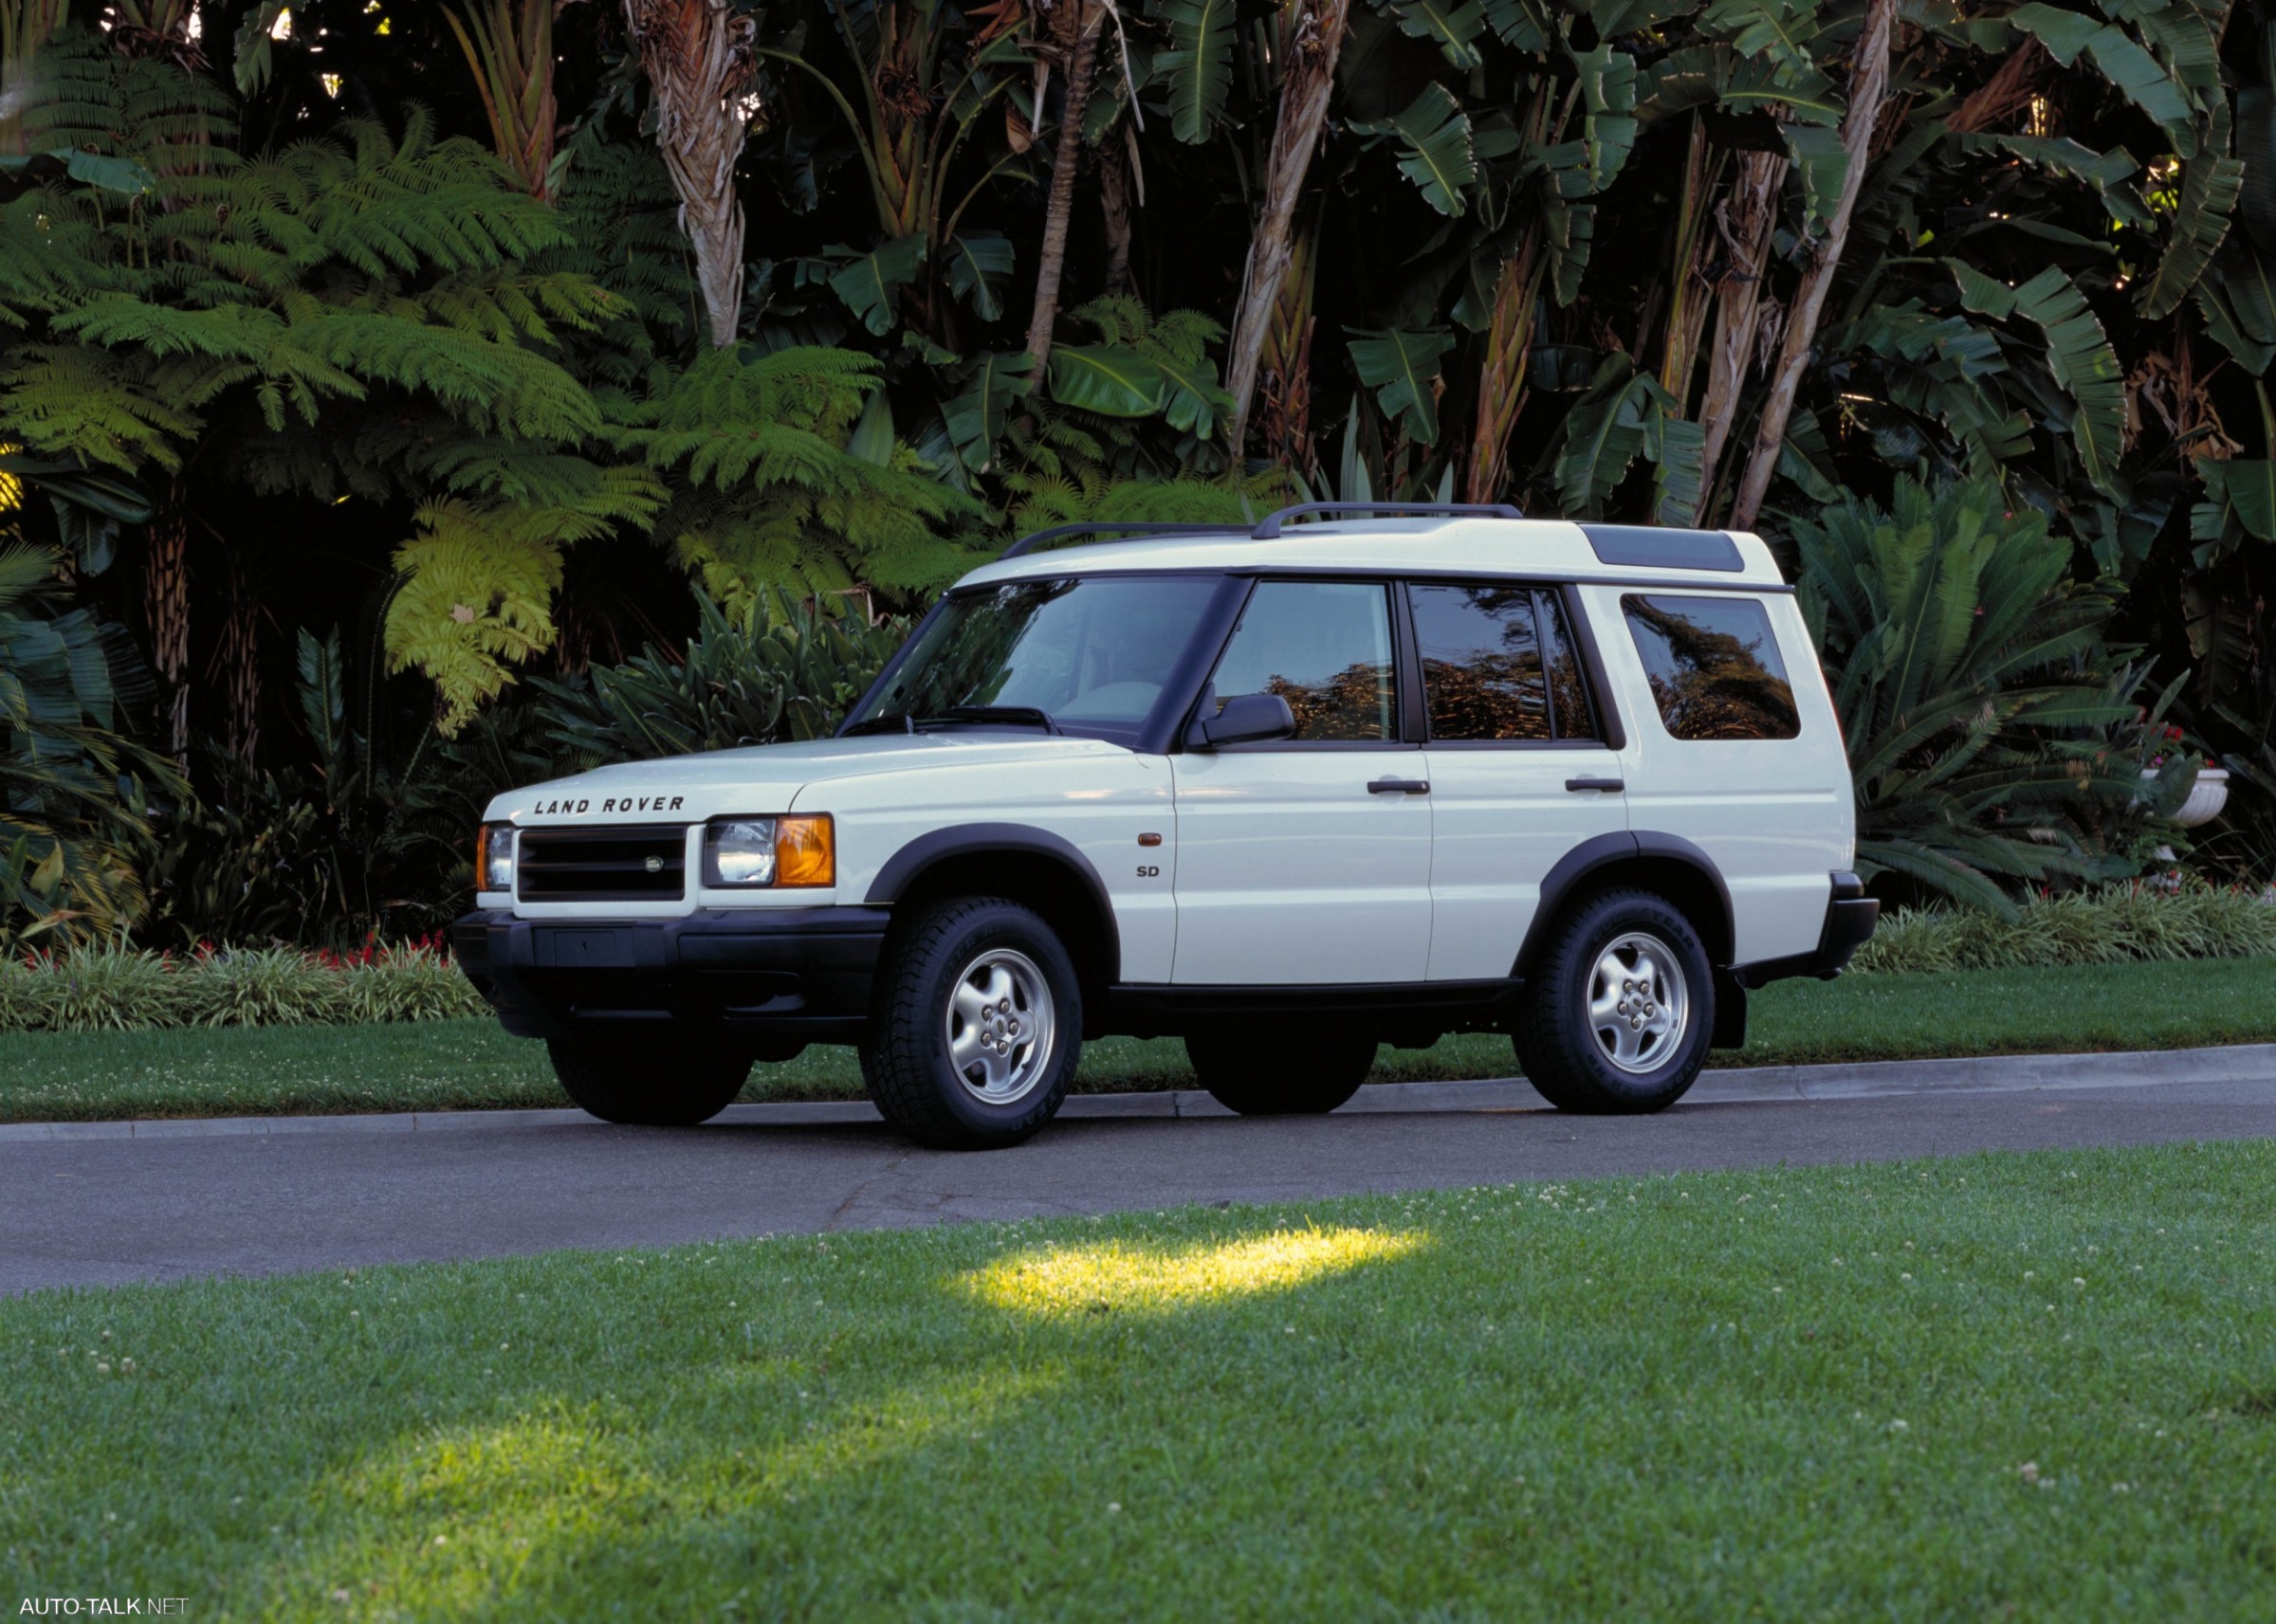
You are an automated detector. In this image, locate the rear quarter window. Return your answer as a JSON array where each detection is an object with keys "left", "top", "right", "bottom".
[{"left": 1621, "top": 594, "right": 1800, "bottom": 741}]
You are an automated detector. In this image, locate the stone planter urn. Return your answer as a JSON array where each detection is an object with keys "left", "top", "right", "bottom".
[{"left": 2144, "top": 765, "right": 2230, "bottom": 829}]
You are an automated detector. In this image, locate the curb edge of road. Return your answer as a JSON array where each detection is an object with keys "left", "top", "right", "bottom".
[{"left": 4, "top": 1043, "right": 2273, "bottom": 1144}]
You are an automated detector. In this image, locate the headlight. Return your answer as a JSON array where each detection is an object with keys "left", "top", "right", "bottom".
[
  {"left": 704, "top": 818, "right": 777, "bottom": 886},
  {"left": 703, "top": 814, "right": 835, "bottom": 888},
  {"left": 475, "top": 823, "right": 517, "bottom": 893}
]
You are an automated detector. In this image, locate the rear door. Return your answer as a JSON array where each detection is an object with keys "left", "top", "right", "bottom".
[
  {"left": 1411, "top": 582, "right": 1631, "bottom": 980},
  {"left": 1168, "top": 578, "right": 1434, "bottom": 984},
  {"left": 1598, "top": 588, "right": 1845, "bottom": 963}
]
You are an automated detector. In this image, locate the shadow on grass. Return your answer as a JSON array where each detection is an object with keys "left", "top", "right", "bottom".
[{"left": 232, "top": 1223, "right": 1433, "bottom": 1615}]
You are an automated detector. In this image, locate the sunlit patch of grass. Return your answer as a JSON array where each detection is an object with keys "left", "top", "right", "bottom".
[{"left": 967, "top": 1226, "right": 1426, "bottom": 1314}]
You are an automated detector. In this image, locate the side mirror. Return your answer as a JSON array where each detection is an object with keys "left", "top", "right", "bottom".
[{"left": 1187, "top": 692, "right": 1296, "bottom": 749}]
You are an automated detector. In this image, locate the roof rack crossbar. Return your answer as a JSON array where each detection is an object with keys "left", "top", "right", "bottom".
[
  {"left": 1000, "top": 520, "right": 1254, "bottom": 559},
  {"left": 1249, "top": 502, "right": 1524, "bottom": 540}
]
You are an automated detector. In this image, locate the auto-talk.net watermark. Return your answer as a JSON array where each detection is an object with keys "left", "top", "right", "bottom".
[{"left": 19, "top": 1602, "right": 188, "bottom": 1617}]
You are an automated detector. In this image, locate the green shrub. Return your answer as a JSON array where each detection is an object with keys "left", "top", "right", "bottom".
[
  {"left": 530, "top": 588, "right": 908, "bottom": 767},
  {"left": 173, "top": 947, "right": 350, "bottom": 1028},
  {"left": 340, "top": 944, "right": 487, "bottom": 1022},
  {"left": 0, "top": 943, "right": 486, "bottom": 1032},
  {"left": 0, "top": 952, "right": 40, "bottom": 1030},
  {"left": 1853, "top": 883, "right": 2276, "bottom": 974},
  {"left": 21, "top": 942, "right": 190, "bottom": 1031},
  {"left": 1793, "top": 479, "right": 2148, "bottom": 914}
]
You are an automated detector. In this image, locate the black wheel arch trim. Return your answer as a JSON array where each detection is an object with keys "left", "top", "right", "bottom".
[
  {"left": 865, "top": 823, "right": 1123, "bottom": 983},
  {"left": 1514, "top": 830, "right": 1735, "bottom": 975}
]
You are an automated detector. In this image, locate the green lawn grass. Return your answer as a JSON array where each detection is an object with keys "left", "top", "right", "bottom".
[
  {"left": 4, "top": 957, "right": 2273, "bottom": 1124},
  {"left": 5, "top": 1141, "right": 2271, "bottom": 1617}
]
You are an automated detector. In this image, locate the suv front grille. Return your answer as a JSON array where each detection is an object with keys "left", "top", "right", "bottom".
[{"left": 516, "top": 824, "right": 688, "bottom": 903}]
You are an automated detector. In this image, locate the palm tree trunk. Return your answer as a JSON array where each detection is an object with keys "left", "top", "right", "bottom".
[
  {"left": 1257, "top": 217, "right": 1321, "bottom": 474},
  {"left": 1222, "top": 0, "right": 1353, "bottom": 456},
  {"left": 1656, "top": 115, "right": 1722, "bottom": 409},
  {"left": 1692, "top": 147, "right": 1788, "bottom": 521},
  {"left": 623, "top": 0, "right": 758, "bottom": 348},
  {"left": 142, "top": 502, "right": 192, "bottom": 763},
  {"left": 1024, "top": 0, "right": 1104, "bottom": 370},
  {"left": 1098, "top": 124, "right": 1137, "bottom": 294},
  {"left": 1464, "top": 236, "right": 1544, "bottom": 504},
  {"left": 1729, "top": 0, "right": 1895, "bottom": 532}
]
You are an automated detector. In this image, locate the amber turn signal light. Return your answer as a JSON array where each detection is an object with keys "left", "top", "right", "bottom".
[{"left": 775, "top": 814, "right": 835, "bottom": 887}]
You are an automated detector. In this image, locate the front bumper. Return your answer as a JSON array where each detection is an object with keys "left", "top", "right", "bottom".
[
  {"left": 1730, "top": 872, "right": 1881, "bottom": 989},
  {"left": 451, "top": 906, "right": 890, "bottom": 1045}
]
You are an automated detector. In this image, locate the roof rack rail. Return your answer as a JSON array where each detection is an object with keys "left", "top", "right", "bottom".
[
  {"left": 1249, "top": 502, "right": 1524, "bottom": 540},
  {"left": 1000, "top": 520, "right": 1253, "bottom": 559}
]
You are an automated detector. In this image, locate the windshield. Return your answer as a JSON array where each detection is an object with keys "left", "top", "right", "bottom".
[{"left": 849, "top": 575, "right": 1222, "bottom": 743}]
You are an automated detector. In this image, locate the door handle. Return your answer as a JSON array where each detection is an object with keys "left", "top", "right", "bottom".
[
  {"left": 1368, "top": 777, "right": 1430, "bottom": 795},
  {"left": 1565, "top": 776, "right": 1625, "bottom": 793}
]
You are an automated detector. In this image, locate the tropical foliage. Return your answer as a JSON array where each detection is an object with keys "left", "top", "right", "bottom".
[{"left": 2, "top": 0, "right": 2274, "bottom": 943}]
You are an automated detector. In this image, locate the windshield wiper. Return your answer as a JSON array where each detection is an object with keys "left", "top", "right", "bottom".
[
  {"left": 918, "top": 705, "right": 1063, "bottom": 735},
  {"left": 842, "top": 712, "right": 915, "bottom": 736}
]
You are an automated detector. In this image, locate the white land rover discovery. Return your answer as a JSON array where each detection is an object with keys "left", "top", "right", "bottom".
[{"left": 455, "top": 503, "right": 1878, "bottom": 1148}]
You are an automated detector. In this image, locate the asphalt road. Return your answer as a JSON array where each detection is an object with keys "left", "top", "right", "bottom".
[{"left": 6, "top": 1047, "right": 2273, "bottom": 1295}]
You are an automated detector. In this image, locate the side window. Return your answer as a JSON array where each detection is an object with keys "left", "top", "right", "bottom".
[
  {"left": 1538, "top": 590, "right": 1598, "bottom": 740},
  {"left": 1410, "top": 584, "right": 1601, "bottom": 742},
  {"left": 1411, "top": 585, "right": 1548, "bottom": 739},
  {"left": 1621, "top": 594, "right": 1800, "bottom": 740},
  {"left": 1208, "top": 580, "right": 1397, "bottom": 741}
]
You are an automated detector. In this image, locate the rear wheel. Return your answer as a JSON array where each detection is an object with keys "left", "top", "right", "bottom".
[
  {"left": 1184, "top": 1026, "right": 1376, "bottom": 1116},
  {"left": 1514, "top": 888, "right": 1712, "bottom": 1114},
  {"left": 548, "top": 1029, "right": 752, "bottom": 1126},
  {"left": 860, "top": 897, "right": 1083, "bottom": 1149}
]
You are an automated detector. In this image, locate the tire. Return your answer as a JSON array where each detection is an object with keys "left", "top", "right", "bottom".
[
  {"left": 860, "top": 897, "right": 1083, "bottom": 1149},
  {"left": 1514, "top": 887, "right": 1713, "bottom": 1114},
  {"left": 547, "top": 1029, "right": 752, "bottom": 1126},
  {"left": 1184, "top": 1025, "right": 1376, "bottom": 1116}
]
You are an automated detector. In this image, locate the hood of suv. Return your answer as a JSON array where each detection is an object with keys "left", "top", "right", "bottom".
[{"left": 485, "top": 732, "right": 1135, "bottom": 824}]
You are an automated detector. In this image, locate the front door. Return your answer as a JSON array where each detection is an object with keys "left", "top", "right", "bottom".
[
  {"left": 1169, "top": 579, "right": 1433, "bottom": 984},
  {"left": 1408, "top": 582, "right": 1631, "bottom": 980}
]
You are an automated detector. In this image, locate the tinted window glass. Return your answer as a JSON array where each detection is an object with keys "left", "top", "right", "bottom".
[
  {"left": 1622, "top": 594, "right": 1800, "bottom": 740},
  {"left": 1412, "top": 585, "right": 1550, "bottom": 740},
  {"left": 1539, "top": 591, "right": 1597, "bottom": 739},
  {"left": 1209, "top": 581, "right": 1396, "bottom": 741},
  {"left": 1410, "top": 585, "right": 1600, "bottom": 742}
]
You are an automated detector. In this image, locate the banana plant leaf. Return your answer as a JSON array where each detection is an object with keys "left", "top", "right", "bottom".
[
  {"left": 2136, "top": 110, "right": 2244, "bottom": 320},
  {"left": 945, "top": 230, "right": 1016, "bottom": 323},
  {"left": 1047, "top": 345, "right": 1169, "bottom": 417},
  {"left": 1364, "top": 83, "right": 1478, "bottom": 217},
  {"left": 826, "top": 235, "right": 925, "bottom": 336},
  {"left": 1347, "top": 327, "right": 1455, "bottom": 443},
  {"left": 2194, "top": 242, "right": 2276, "bottom": 374},
  {"left": 2008, "top": 4, "right": 2197, "bottom": 156},
  {"left": 1389, "top": 0, "right": 1490, "bottom": 69},
  {"left": 1634, "top": 43, "right": 1839, "bottom": 124},
  {"left": 2190, "top": 458, "right": 2276, "bottom": 547},
  {"left": 943, "top": 352, "right": 1036, "bottom": 475},
  {"left": 1956, "top": 133, "right": 2151, "bottom": 230},
  {"left": 1701, "top": 0, "right": 1821, "bottom": 75},
  {"left": 1153, "top": 0, "right": 1236, "bottom": 146},
  {"left": 1573, "top": 43, "right": 1639, "bottom": 192}
]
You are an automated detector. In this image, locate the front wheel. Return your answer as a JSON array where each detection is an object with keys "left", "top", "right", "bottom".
[
  {"left": 1514, "top": 888, "right": 1712, "bottom": 1114},
  {"left": 860, "top": 897, "right": 1083, "bottom": 1149},
  {"left": 1184, "top": 1026, "right": 1376, "bottom": 1116},
  {"left": 548, "top": 1029, "right": 752, "bottom": 1125}
]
